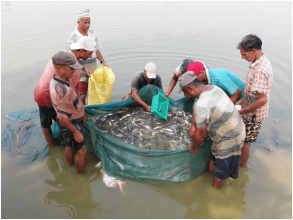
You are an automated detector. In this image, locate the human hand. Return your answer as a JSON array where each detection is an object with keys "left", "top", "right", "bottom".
[
  {"left": 84, "top": 67, "right": 92, "bottom": 77},
  {"left": 164, "top": 91, "right": 170, "bottom": 99},
  {"left": 189, "top": 147, "right": 198, "bottom": 154},
  {"left": 82, "top": 115, "right": 89, "bottom": 127},
  {"left": 145, "top": 105, "right": 151, "bottom": 112},
  {"left": 122, "top": 94, "right": 131, "bottom": 101},
  {"left": 73, "top": 130, "right": 84, "bottom": 143},
  {"left": 102, "top": 61, "right": 109, "bottom": 68},
  {"left": 235, "top": 99, "right": 242, "bottom": 106}
]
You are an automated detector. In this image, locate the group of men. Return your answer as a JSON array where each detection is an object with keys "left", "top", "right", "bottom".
[
  {"left": 123, "top": 34, "right": 272, "bottom": 188},
  {"left": 33, "top": 8, "right": 273, "bottom": 188},
  {"left": 34, "top": 9, "right": 107, "bottom": 174}
]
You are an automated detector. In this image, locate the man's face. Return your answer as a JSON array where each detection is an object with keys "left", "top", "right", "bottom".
[
  {"left": 195, "top": 71, "right": 207, "bottom": 84},
  {"left": 78, "top": 17, "right": 90, "bottom": 32},
  {"left": 240, "top": 47, "right": 256, "bottom": 62},
  {"left": 63, "top": 65, "right": 76, "bottom": 79},
  {"left": 183, "top": 87, "right": 199, "bottom": 99},
  {"left": 80, "top": 50, "right": 93, "bottom": 60},
  {"left": 144, "top": 70, "right": 153, "bottom": 83}
]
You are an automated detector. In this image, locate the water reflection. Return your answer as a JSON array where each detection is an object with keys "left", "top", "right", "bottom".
[
  {"left": 140, "top": 167, "right": 248, "bottom": 218},
  {"left": 44, "top": 147, "right": 101, "bottom": 218}
]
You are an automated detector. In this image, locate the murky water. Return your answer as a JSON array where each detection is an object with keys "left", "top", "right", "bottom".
[{"left": 1, "top": 1, "right": 292, "bottom": 219}]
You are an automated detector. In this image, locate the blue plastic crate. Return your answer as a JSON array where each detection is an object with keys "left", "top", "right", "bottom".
[{"left": 151, "top": 91, "right": 169, "bottom": 120}]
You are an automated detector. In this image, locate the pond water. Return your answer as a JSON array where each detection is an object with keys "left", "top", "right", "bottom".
[{"left": 1, "top": 1, "right": 292, "bottom": 219}]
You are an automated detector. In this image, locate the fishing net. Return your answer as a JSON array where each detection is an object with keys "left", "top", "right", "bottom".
[{"left": 52, "top": 84, "right": 212, "bottom": 182}]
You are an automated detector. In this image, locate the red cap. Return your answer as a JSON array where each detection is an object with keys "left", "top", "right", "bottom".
[{"left": 187, "top": 61, "right": 204, "bottom": 75}]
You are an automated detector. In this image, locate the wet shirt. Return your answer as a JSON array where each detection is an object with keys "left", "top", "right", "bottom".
[
  {"left": 194, "top": 86, "right": 245, "bottom": 159},
  {"left": 131, "top": 71, "right": 163, "bottom": 91},
  {"left": 49, "top": 75, "right": 84, "bottom": 120},
  {"left": 34, "top": 50, "right": 81, "bottom": 108},
  {"left": 241, "top": 54, "right": 273, "bottom": 122},
  {"left": 208, "top": 69, "right": 245, "bottom": 100}
]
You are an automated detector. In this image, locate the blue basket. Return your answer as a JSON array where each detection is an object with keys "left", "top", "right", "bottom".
[{"left": 150, "top": 91, "right": 169, "bottom": 120}]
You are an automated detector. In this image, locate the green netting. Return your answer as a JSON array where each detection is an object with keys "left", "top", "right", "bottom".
[{"left": 52, "top": 84, "right": 212, "bottom": 182}]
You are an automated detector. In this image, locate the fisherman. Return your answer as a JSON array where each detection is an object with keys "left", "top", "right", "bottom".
[
  {"left": 49, "top": 51, "right": 88, "bottom": 174},
  {"left": 186, "top": 61, "right": 244, "bottom": 104},
  {"left": 68, "top": 9, "right": 109, "bottom": 105},
  {"left": 178, "top": 71, "right": 245, "bottom": 189},
  {"left": 236, "top": 34, "right": 273, "bottom": 167},
  {"left": 34, "top": 36, "right": 95, "bottom": 148},
  {"left": 122, "top": 62, "right": 163, "bottom": 112},
  {"left": 164, "top": 58, "right": 210, "bottom": 98}
]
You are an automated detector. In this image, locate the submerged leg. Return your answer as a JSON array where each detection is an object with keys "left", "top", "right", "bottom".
[
  {"left": 65, "top": 146, "right": 74, "bottom": 166},
  {"left": 240, "top": 142, "right": 250, "bottom": 167},
  {"left": 208, "top": 159, "right": 214, "bottom": 173},
  {"left": 75, "top": 145, "right": 87, "bottom": 174},
  {"left": 213, "top": 177, "right": 224, "bottom": 189},
  {"left": 42, "top": 127, "right": 55, "bottom": 147}
]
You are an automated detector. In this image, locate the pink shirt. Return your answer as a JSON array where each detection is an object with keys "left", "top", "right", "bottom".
[
  {"left": 34, "top": 50, "right": 81, "bottom": 108},
  {"left": 49, "top": 75, "right": 84, "bottom": 120},
  {"left": 241, "top": 54, "right": 273, "bottom": 122}
]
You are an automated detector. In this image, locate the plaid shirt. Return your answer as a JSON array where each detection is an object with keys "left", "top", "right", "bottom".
[{"left": 241, "top": 54, "right": 273, "bottom": 122}]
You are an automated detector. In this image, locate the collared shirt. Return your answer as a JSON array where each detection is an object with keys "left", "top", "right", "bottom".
[
  {"left": 208, "top": 69, "right": 245, "bottom": 100},
  {"left": 241, "top": 54, "right": 273, "bottom": 122},
  {"left": 131, "top": 71, "right": 163, "bottom": 91},
  {"left": 194, "top": 86, "right": 245, "bottom": 159},
  {"left": 49, "top": 75, "right": 84, "bottom": 121},
  {"left": 34, "top": 50, "right": 81, "bottom": 108}
]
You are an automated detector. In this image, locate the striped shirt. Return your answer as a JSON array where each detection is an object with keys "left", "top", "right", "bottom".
[
  {"left": 49, "top": 75, "right": 84, "bottom": 120},
  {"left": 194, "top": 86, "right": 245, "bottom": 159},
  {"left": 241, "top": 54, "right": 273, "bottom": 122}
]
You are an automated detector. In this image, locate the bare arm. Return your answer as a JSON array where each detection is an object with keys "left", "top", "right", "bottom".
[
  {"left": 189, "top": 124, "right": 208, "bottom": 154},
  {"left": 238, "top": 92, "right": 267, "bottom": 115},
  {"left": 57, "top": 114, "right": 84, "bottom": 143},
  {"left": 189, "top": 103, "right": 197, "bottom": 139},
  {"left": 230, "top": 88, "right": 242, "bottom": 104},
  {"left": 164, "top": 74, "right": 179, "bottom": 98},
  {"left": 96, "top": 50, "right": 109, "bottom": 67},
  {"left": 131, "top": 89, "right": 151, "bottom": 112}
]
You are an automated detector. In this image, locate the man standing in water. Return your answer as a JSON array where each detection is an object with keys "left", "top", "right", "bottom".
[
  {"left": 34, "top": 36, "right": 95, "bottom": 148},
  {"left": 49, "top": 51, "right": 88, "bottom": 174},
  {"left": 178, "top": 71, "right": 245, "bottom": 189},
  {"left": 122, "top": 62, "right": 163, "bottom": 112},
  {"left": 236, "top": 34, "right": 273, "bottom": 167},
  {"left": 68, "top": 9, "right": 109, "bottom": 105}
]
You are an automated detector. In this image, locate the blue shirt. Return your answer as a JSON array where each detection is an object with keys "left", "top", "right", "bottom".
[{"left": 208, "top": 69, "right": 244, "bottom": 100}]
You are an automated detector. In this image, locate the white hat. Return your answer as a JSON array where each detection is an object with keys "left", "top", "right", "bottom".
[
  {"left": 77, "top": 9, "right": 90, "bottom": 18},
  {"left": 69, "top": 36, "right": 96, "bottom": 52},
  {"left": 145, "top": 62, "right": 157, "bottom": 79}
]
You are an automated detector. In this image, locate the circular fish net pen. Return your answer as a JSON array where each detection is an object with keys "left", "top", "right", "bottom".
[{"left": 53, "top": 85, "right": 212, "bottom": 182}]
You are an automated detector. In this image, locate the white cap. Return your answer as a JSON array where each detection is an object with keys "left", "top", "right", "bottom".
[
  {"left": 77, "top": 9, "right": 90, "bottom": 18},
  {"left": 145, "top": 62, "right": 157, "bottom": 79},
  {"left": 69, "top": 36, "right": 96, "bottom": 52}
]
